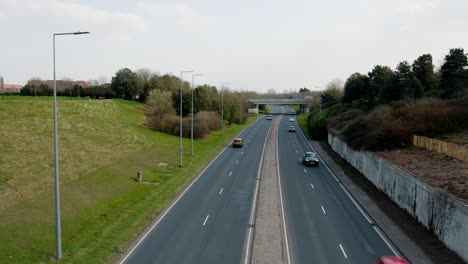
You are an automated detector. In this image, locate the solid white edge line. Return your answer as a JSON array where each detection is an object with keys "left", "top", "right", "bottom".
[
  {"left": 118, "top": 117, "right": 263, "bottom": 264},
  {"left": 321, "top": 206, "right": 326, "bottom": 214},
  {"left": 243, "top": 121, "right": 273, "bottom": 264},
  {"left": 202, "top": 215, "right": 210, "bottom": 226},
  {"left": 338, "top": 183, "right": 373, "bottom": 224},
  {"left": 373, "top": 226, "right": 400, "bottom": 257},
  {"left": 339, "top": 244, "right": 348, "bottom": 258},
  {"left": 310, "top": 183, "right": 315, "bottom": 189},
  {"left": 294, "top": 117, "right": 401, "bottom": 257},
  {"left": 219, "top": 188, "right": 224, "bottom": 195},
  {"left": 277, "top": 118, "right": 292, "bottom": 264}
]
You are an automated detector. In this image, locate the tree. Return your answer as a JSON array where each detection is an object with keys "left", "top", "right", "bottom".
[
  {"left": 111, "top": 68, "right": 140, "bottom": 100},
  {"left": 342, "top": 73, "right": 370, "bottom": 103},
  {"left": 320, "top": 92, "right": 338, "bottom": 109},
  {"left": 147, "top": 90, "right": 176, "bottom": 116},
  {"left": 412, "top": 54, "right": 436, "bottom": 93},
  {"left": 325, "top": 78, "right": 344, "bottom": 101},
  {"left": 368, "top": 65, "right": 394, "bottom": 100},
  {"left": 439, "top": 48, "right": 468, "bottom": 98},
  {"left": 171, "top": 85, "right": 192, "bottom": 117},
  {"left": 379, "top": 61, "right": 422, "bottom": 103}
]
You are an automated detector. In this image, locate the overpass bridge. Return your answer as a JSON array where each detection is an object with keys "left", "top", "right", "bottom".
[{"left": 248, "top": 98, "right": 308, "bottom": 114}]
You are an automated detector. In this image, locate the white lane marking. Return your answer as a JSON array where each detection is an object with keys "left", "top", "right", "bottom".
[
  {"left": 241, "top": 151, "right": 244, "bottom": 155},
  {"left": 321, "top": 206, "right": 326, "bottom": 214},
  {"left": 295, "top": 150, "right": 298, "bottom": 153},
  {"left": 244, "top": 121, "right": 273, "bottom": 264},
  {"left": 236, "top": 160, "right": 238, "bottom": 164},
  {"left": 373, "top": 226, "right": 400, "bottom": 257},
  {"left": 229, "top": 171, "right": 233, "bottom": 176},
  {"left": 202, "top": 215, "right": 210, "bottom": 226},
  {"left": 338, "top": 183, "right": 373, "bottom": 224},
  {"left": 118, "top": 117, "right": 264, "bottom": 264},
  {"left": 295, "top": 121, "right": 401, "bottom": 258},
  {"left": 310, "top": 183, "right": 315, "bottom": 189},
  {"left": 219, "top": 188, "right": 224, "bottom": 195},
  {"left": 339, "top": 244, "right": 348, "bottom": 258},
  {"left": 304, "top": 168, "right": 307, "bottom": 173},
  {"left": 298, "top": 158, "right": 301, "bottom": 162}
]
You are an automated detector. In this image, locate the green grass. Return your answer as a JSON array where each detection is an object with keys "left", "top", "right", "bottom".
[
  {"left": 297, "top": 113, "right": 311, "bottom": 139},
  {"left": 0, "top": 97, "right": 258, "bottom": 263}
]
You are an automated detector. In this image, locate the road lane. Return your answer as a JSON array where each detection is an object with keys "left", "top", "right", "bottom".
[
  {"left": 277, "top": 109, "right": 397, "bottom": 264},
  {"left": 121, "top": 117, "right": 272, "bottom": 264}
]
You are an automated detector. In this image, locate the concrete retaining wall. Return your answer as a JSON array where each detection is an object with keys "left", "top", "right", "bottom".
[
  {"left": 328, "top": 133, "right": 468, "bottom": 262},
  {"left": 412, "top": 135, "right": 468, "bottom": 163}
]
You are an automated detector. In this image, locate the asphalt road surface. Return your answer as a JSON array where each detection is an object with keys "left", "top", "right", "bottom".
[
  {"left": 275, "top": 105, "right": 398, "bottom": 264},
  {"left": 120, "top": 117, "right": 272, "bottom": 264},
  {"left": 120, "top": 105, "right": 401, "bottom": 264}
]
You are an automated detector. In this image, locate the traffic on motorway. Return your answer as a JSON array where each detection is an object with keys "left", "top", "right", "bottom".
[{"left": 120, "top": 105, "right": 407, "bottom": 264}]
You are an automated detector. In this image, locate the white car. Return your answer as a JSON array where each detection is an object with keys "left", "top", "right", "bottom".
[{"left": 289, "top": 118, "right": 295, "bottom": 122}]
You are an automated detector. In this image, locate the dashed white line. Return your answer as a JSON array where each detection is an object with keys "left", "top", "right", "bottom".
[
  {"left": 298, "top": 158, "right": 301, "bottom": 162},
  {"left": 236, "top": 160, "right": 238, "bottom": 164},
  {"left": 229, "top": 171, "right": 233, "bottom": 176},
  {"left": 219, "top": 188, "right": 223, "bottom": 195},
  {"left": 295, "top": 150, "right": 298, "bottom": 153},
  {"left": 202, "top": 215, "right": 210, "bottom": 226},
  {"left": 241, "top": 151, "right": 244, "bottom": 155},
  {"left": 339, "top": 244, "right": 348, "bottom": 258},
  {"left": 321, "top": 206, "right": 326, "bottom": 214},
  {"left": 304, "top": 168, "right": 307, "bottom": 173},
  {"left": 310, "top": 183, "right": 315, "bottom": 189}
]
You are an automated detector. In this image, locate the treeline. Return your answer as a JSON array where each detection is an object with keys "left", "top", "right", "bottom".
[
  {"left": 308, "top": 48, "right": 468, "bottom": 150},
  {"left": 110, "top": 68, "right": 250, "bottom": 138}
]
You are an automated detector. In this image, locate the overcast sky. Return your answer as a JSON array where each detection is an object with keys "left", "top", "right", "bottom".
[{"left": 1, "top": 0, "right": 467, "bottom": 92}]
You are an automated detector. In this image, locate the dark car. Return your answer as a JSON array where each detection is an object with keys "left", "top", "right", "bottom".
[
  {"left": 288, "top": 126, "right": 296, "bottom": 132},
  {"left": 302, "top": 152, "right": 319, "bottom": 167},
  {"left": 232, "top": 138, "right": 243, "bottom": 148}
]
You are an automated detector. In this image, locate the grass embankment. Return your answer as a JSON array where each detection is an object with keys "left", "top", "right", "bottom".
[
  {"left": 0, "top": 97, "right": 257, "bottom": 263},
  {"left": 297, "top": 114, "right": 311, "bottom": 139}
]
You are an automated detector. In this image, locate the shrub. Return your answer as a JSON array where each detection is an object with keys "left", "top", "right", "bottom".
[{"left": 335, "top": 98, "right": 468, "bottom": 150}]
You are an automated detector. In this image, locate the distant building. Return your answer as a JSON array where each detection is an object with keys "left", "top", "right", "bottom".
[
  {"left": 27, "top": 80, "right": 91, "bottom": 90},
  {"left": 4, "top": 84, "right": 22, "bottom": 93}
]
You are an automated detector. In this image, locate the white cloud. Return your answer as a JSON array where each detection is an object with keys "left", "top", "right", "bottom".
[{"left": 0, "top": 0, "right": 151, "bottom": 39}]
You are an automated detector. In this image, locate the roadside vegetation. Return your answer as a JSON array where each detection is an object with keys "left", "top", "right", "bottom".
[
  {"left": 0, "top": 97, "right": 258, "bottom": 263},
  {"left": 305, "top": 48, "right": 468, "bottom": 150}
]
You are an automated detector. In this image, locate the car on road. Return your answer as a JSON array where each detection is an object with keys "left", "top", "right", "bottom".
[
  {"left": 266, "top": 115, "right": 273, "bottom": 120},
  {"left": 302, "top": 152, "right": 319, "bottom": 167},
  {"left": 288, "top": 126, "right": 296, "bottom": 132},
  {"left": 376, "top": 256, "right": 408, "bottom": 264},
  {"left": 232, "top": 138, "right": 243, "bottom": 148},
  {"left": 289, "top": 117, "right": 295, "bottom": 122}
]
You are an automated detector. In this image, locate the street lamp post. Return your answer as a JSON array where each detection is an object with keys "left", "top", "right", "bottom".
[
  {"left": 191, "top": 73, "right": 203, "bottom": 156},
  {"left": 53, "top": 31, "right": 89, "bottom": 260},
  {"left": 180, "top": 71, "right": 193, "bottom": 168},
  {"left": 221, "top": 82, "right": 230, "bottom": 136}
]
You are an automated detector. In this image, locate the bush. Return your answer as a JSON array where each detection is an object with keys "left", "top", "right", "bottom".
[
  {"left": 335, "top": 98, "right": 468, "bottom": 150},
  {"left": 145, "top": 110, "right": 221, "bottom": 139}
]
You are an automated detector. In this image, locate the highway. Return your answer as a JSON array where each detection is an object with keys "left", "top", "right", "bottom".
[
  {"left": 275, "top": 105, "right": 398, "bottom": 263},
  {"left": 120, "top": 117, "right": 272, "bottom": 264},
  {"left": 120, "top": 105, "right": 401, "bottom": 264}
]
